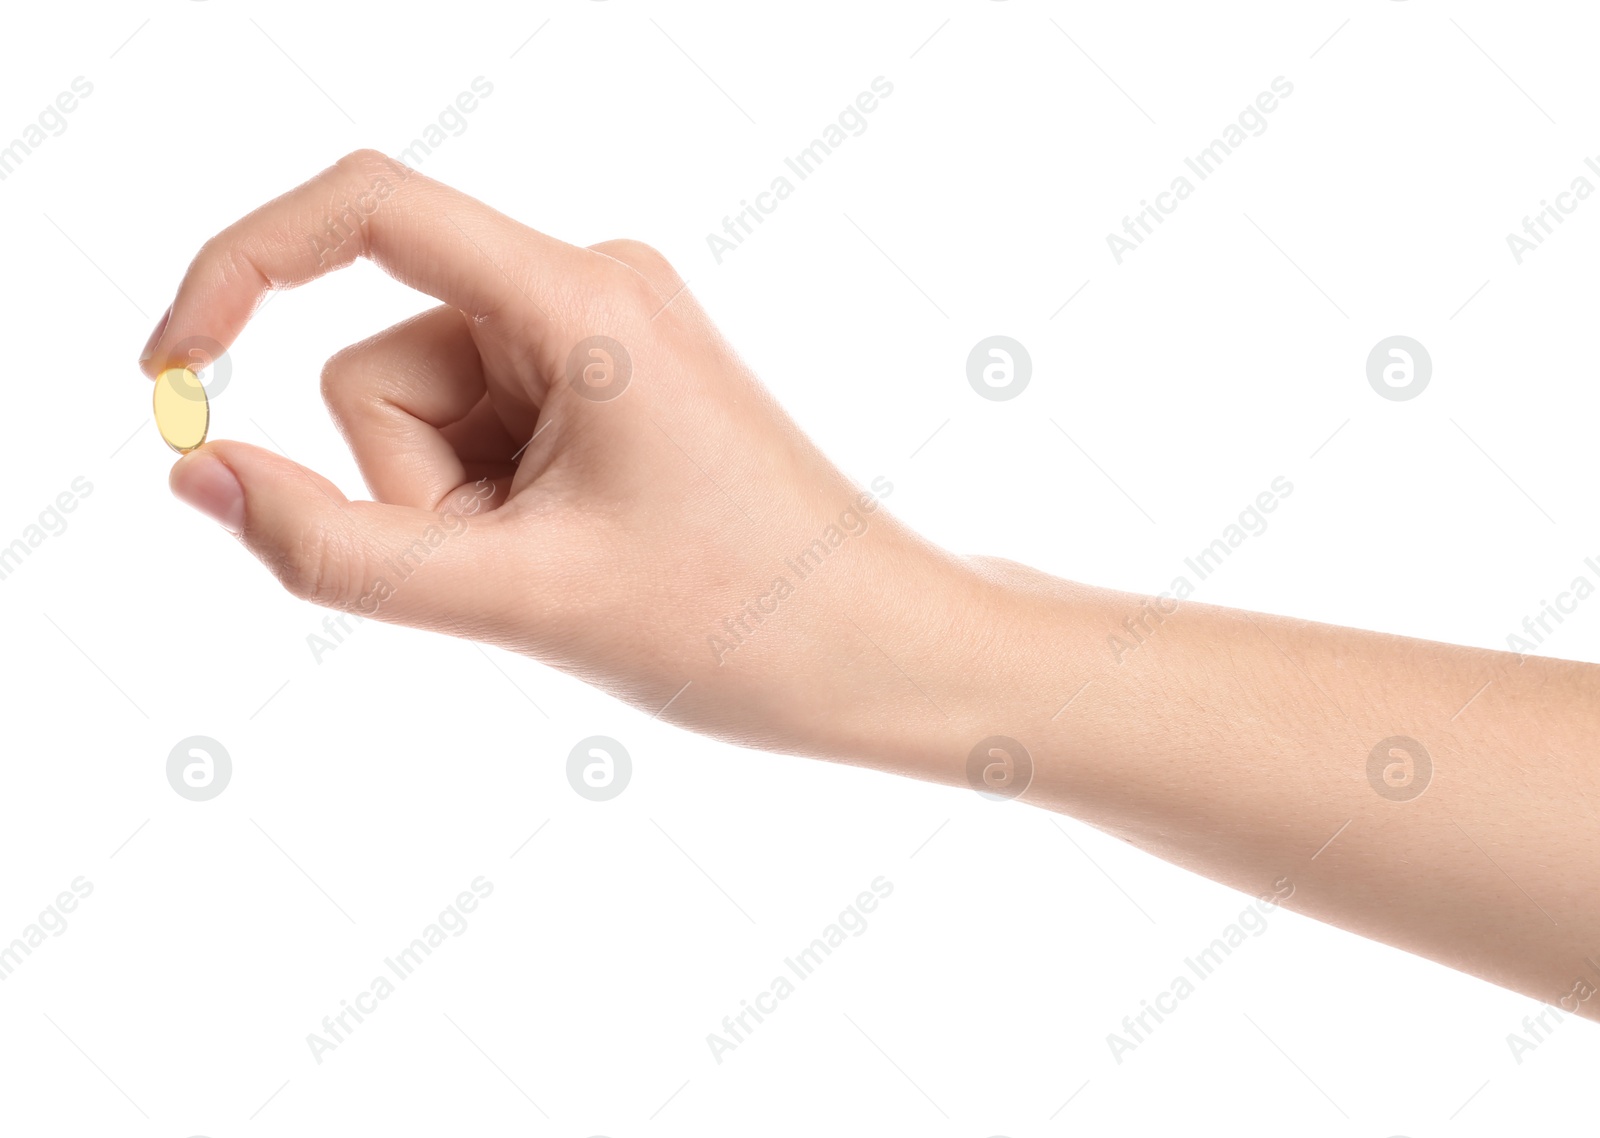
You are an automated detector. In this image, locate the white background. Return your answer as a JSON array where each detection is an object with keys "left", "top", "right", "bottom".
[{"left": 1, "top": 0, "right": 1597, "bottom": 1134}]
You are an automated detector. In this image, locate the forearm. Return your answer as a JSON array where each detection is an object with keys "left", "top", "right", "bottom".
[{"left": 822, "top": 550, "right": 1600, "bottom": 1018}]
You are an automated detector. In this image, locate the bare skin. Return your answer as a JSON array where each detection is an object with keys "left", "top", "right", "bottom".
[{"left": 142, "top": 151, "right": 1600, "bottom": 1022}]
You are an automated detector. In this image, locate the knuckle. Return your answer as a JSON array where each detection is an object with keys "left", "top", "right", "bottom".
[
  {"left": 271, "top": 524, "right": 360, "bottom": 609},
  {"left": 335, "top": 148, "right": 394, "bottom": 180},
  {"left": 614, "top": 263, "right": 665, "bottom": 314},
  {"left": 592, "top": 256, "right": 665, "bottom": 315},
  {"left": 590, "top": 238, "right": 683, "bottom": 311},
  {"left": 318, "top": 346, "right": 359, "bottom": 410},
  {"left": 193, "top": 232, "right": 250, "bottom": 292},
  {"left": 193, "top": 230, "right": 269, "bottom": 294},
  {"left": 598, "top": 238, "right": 675, "bottom": 276}
]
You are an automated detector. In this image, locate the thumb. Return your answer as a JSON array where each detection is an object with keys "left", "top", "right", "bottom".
[{"left": 169, "top": 440, "right": 509, "bottom": 635}]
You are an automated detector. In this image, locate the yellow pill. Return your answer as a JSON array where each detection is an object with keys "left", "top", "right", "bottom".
[{"left": 153, "top": 366, "right": 209, "bottom": 454}]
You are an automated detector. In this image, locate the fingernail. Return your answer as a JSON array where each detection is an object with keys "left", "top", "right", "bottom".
[
  {"left": 170, "top": 451, "right": 245, "bottom": 534},
  {"left": 140, "top": 304, "right": 172, "bottom": 365}
]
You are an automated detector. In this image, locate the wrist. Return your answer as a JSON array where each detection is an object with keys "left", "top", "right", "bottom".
[{"left": 803, "top": 548, "right": 1102, "bottom": 797}]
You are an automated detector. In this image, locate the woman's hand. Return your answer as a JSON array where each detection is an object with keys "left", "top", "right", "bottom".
[{"left": 142, "top": 150, "right": 970, "bottom": 761}]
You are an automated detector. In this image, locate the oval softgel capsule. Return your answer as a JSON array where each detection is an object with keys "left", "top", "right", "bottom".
[{"left": 153, "top": 366, "right": 208, "bottom": 454}]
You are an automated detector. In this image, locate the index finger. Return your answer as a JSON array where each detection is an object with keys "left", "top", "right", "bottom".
[{"left": 139, "top": 149, "right": 594, "bottom": 377}]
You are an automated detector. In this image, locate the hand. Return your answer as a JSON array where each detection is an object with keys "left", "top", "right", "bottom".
[{"left": 141, "top": 150, "right": 968, "bottom": 760}]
